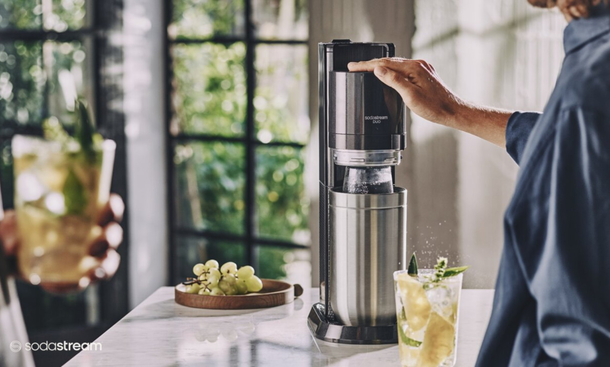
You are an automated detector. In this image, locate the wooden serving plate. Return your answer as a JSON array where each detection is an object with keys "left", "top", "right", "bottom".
[{"left": 175, "top": 279, "right": 303, "bottom": 310}]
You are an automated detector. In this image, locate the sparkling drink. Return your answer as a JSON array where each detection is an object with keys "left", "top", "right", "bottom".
[
  {"left": 394, "top": 269, "right": 463, "bottom": 367},
  {"left": 12, "top": 135, "right": 115, "bottom": 286},
  {"left": 342, "top": 166, "right": 394, "bottom": 194}
]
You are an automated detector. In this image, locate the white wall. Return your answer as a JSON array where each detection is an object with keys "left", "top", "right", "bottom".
[
  {"left": 412, "top": 0, "right": 565, "bottom": 287},
  {"left": 124, "top": 0, "right": 168, "bottom": 308}
]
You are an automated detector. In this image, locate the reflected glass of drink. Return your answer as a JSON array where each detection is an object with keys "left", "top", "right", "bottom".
[{"left": 12, "top": 135, "right": 115, "bottom": 287}]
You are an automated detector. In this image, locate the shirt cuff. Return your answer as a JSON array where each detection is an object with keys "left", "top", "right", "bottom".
[{"left": 506, "top": 112, "right": 541, "bottom": 165}]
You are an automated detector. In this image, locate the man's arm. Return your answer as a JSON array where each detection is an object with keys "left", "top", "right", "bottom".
[{"left": 348, "top": 58, "right": 514, "bottom": 147}]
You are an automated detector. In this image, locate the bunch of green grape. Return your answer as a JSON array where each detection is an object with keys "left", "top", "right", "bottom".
[{"left": 183, "top": 260, "right": 264, "bottom": 296}]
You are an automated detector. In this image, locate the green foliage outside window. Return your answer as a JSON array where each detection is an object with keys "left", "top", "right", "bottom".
[
  {"left": 172, "top": 42, "right": 247, "bottom": 136},
  {"left": 171, "top": 2, "right": 310, "bottom": 280}
]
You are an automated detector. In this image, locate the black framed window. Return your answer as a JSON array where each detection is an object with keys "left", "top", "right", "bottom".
[
  {"left": 166, "top": 0, "right": 311, "bottom": 284},
  {"left": 0, "top": 1, "right": 126, "bottom": 365}
]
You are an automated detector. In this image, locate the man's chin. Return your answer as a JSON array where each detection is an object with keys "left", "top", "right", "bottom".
[{"left": 528, "top": 0, "right": 556, "bottom": 8}]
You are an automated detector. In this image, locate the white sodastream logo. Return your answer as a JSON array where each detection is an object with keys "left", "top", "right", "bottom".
[
  {"left": 10, "top": 340, "right": 22, "bottom": 352},
  {"left": 10, "top": 340, "right": 102, "bottom": 352},
  {"left": 365, "top": 115, "right": 389, "bottom": 124}
]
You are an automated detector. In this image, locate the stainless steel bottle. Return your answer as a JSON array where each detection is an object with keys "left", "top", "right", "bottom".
[{"left": 329, "top": 186, "right": 407, "bottom": 326}]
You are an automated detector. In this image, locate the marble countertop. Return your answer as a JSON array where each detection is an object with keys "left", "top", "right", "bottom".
[{"left": 65, "top": 287, "right": 494, "bottom": 367}]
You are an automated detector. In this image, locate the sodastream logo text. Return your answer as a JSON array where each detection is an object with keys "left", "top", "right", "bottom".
[{"left": 10, "top": 340, "right": 102, "bottom": 352}]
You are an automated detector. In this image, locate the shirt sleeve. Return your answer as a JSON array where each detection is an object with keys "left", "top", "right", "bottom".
[
  {"left": 526, "top": 108, "right": 610, "bottom": 365},
  {"left": 505, "top": 111, "right": 541, "bottom": 164}
]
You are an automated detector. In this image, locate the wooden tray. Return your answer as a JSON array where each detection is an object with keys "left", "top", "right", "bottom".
[{"left": 175, "top": 279, "right": 303, "bottom": 310}]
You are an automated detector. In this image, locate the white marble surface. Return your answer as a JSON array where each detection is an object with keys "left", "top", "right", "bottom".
[{"left": 65, "top": 288, "right": 494, "bottom": 367}]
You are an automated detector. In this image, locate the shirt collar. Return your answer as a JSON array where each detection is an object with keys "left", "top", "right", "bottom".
[{"left": 564, "top": 5, "right": 610, "bottom": 55}]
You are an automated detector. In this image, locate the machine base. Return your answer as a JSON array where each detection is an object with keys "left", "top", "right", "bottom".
[{"left": 307, "top": 302, "right": 398, "bottom": 344}]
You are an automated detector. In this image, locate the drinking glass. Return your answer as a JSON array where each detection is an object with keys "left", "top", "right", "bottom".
[
  {"left": 393, "top": 269, "right": 463, "bottom": 367},
  {"left": 12, "top": 135, "right": 115, "bottom": 286}
]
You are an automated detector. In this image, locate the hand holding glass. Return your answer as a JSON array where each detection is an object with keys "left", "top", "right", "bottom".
[{"left": 12, "top": 135, "right": 115, "bottom": 287}]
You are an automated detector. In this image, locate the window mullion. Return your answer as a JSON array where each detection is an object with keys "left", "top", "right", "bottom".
[{"left": 244, "top": 0, "right": 256, "bottom": 266}]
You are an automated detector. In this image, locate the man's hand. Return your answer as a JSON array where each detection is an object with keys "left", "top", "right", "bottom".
[
  {"left": 349, "top": 58, "right": 464, "bottom": 127},
  {"left": 0, "top": 194, "right": 125, "bottom": 293},
  {"left": 557, "top": 0, "right": 603, "bottom": 21},
  {"left": 348, "top": 58, "right": 513, "bottom": 147}
]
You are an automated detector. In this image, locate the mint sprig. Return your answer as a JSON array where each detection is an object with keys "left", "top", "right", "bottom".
[
  {"left": 43, "top": 117, "right": 70, "bottom": 144},
  {"left": 432, "top": 256, "right": 469, "bottom": 282},
  {"left": 407, "top": 253, "right": 469, "bottom": 282},
  {"left": 398, "top": 326, "right": 422, "bottom": 347},
  {"left": 408, "top": 253, "right": 419, "bottom": 276},
  {"left": 41, "top": 98, "right": 102, "bottom": 217},
  {"left": 443, "top": 266, "right": 469, "bottom": 278},
  {"left": 63, "top": 169, "right": 88, "bottom": 215},
  {"left": 75, "top": 99, "right": 97, "bottom": 162}
]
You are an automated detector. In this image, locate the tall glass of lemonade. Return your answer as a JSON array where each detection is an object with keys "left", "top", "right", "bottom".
[
  {"left": 394, "top": 263, "right": 464, "bottom": 367},
  {"left": 12, "top": 108, "right": 115, "bottom": 287}
]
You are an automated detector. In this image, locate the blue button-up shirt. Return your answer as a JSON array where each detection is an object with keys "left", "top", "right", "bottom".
[{"left": 476, "top": 6, "right": 610, "bottom": 367}]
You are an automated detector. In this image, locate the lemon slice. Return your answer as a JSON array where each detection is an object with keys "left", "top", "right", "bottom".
[
  {"left": 397, "top": 273, "right": 431, "bottom": 332},
  {"left": 417, "top": 312, "right": 455, "bottom": 367}
]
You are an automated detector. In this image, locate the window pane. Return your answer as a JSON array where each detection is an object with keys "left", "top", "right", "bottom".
[
  {"left": 0, "top": 41, "right": 44, "bottom": 125},
  {"left": 175, "top": 235, "right": 245, "bottom": 283},
  {"left": 43, "top": 0, "right": 89, "bottom": 31},
  {"left": 256, "top": 146, "right": 309, "bottom": 243},
  {"left": 169, "top": 0, "right": 245, "bottom": 39},
  {"left": 45, "top": 40, "right": 91, "bottom": 126},
  {"left": 255, "top": 246, "right": 311, "bottom": 285},
  {"left": 0, "top": 0, "right": 42, "bottom": 30},
  {"left": 253, "top": 0, "right": 307, "bottom": 40},
  {"left": 174, "top": 141, "right": 246, "bottom": 234},
  {"left": 171, "top": 43, "right": 246, "bottom": 136},
  {"left": 255, "top": 44, "right": 308, "bottom": 144}
]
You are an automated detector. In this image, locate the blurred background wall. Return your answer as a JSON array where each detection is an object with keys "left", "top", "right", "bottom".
[
  {"left": 124, "top": 0, "right": 168, "bottom": 309},
  {"left": 403, "top": 0, "right": 564, "bottom": 287}
]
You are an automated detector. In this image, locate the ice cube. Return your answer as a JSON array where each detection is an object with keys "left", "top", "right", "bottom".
[
  {"left": 17, "top": 172, "right": 45, "bottom": 202},
  {"left": 425, "top": 284, "right": 455, "bottom": 321},
  {"left": 397, "top": 273, "right": 431, "bottom": 332},
  {"left": 45, "top": 192, "right": 66, "bottom": 215}
]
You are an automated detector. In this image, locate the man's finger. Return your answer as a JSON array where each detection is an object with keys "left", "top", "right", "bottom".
[
  {"left": 569, "top": 5, "right": 584, "bottom": 17},
  {"left": 348, "top": 58, "right": 404, "bottom": 72},
  {"left": 40, "top": 249, "right": 121, "bottom": 293},
  {"left": 348, "top": 60, "right": 378, "bottom": 72},
  {"left": 0, "top": 210, "right": 18, "bottom": 256},
  {"left": 96, "top": 193, "right": 125, "bottom": 227},
  {"left": 89, "top": 249, "right": 121, "bottom": 282},
  {"left": 575, "top": 4, "right": 590, "bottom": 17},
  {"left": 373, "top": 66, "right": 415, "bottom": 93},
  {"left": 349, "top": 58, "right": 405, "bottom": 72},
  {"left": 89, "top": 222, "right": 123, "bottom": 257}
]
